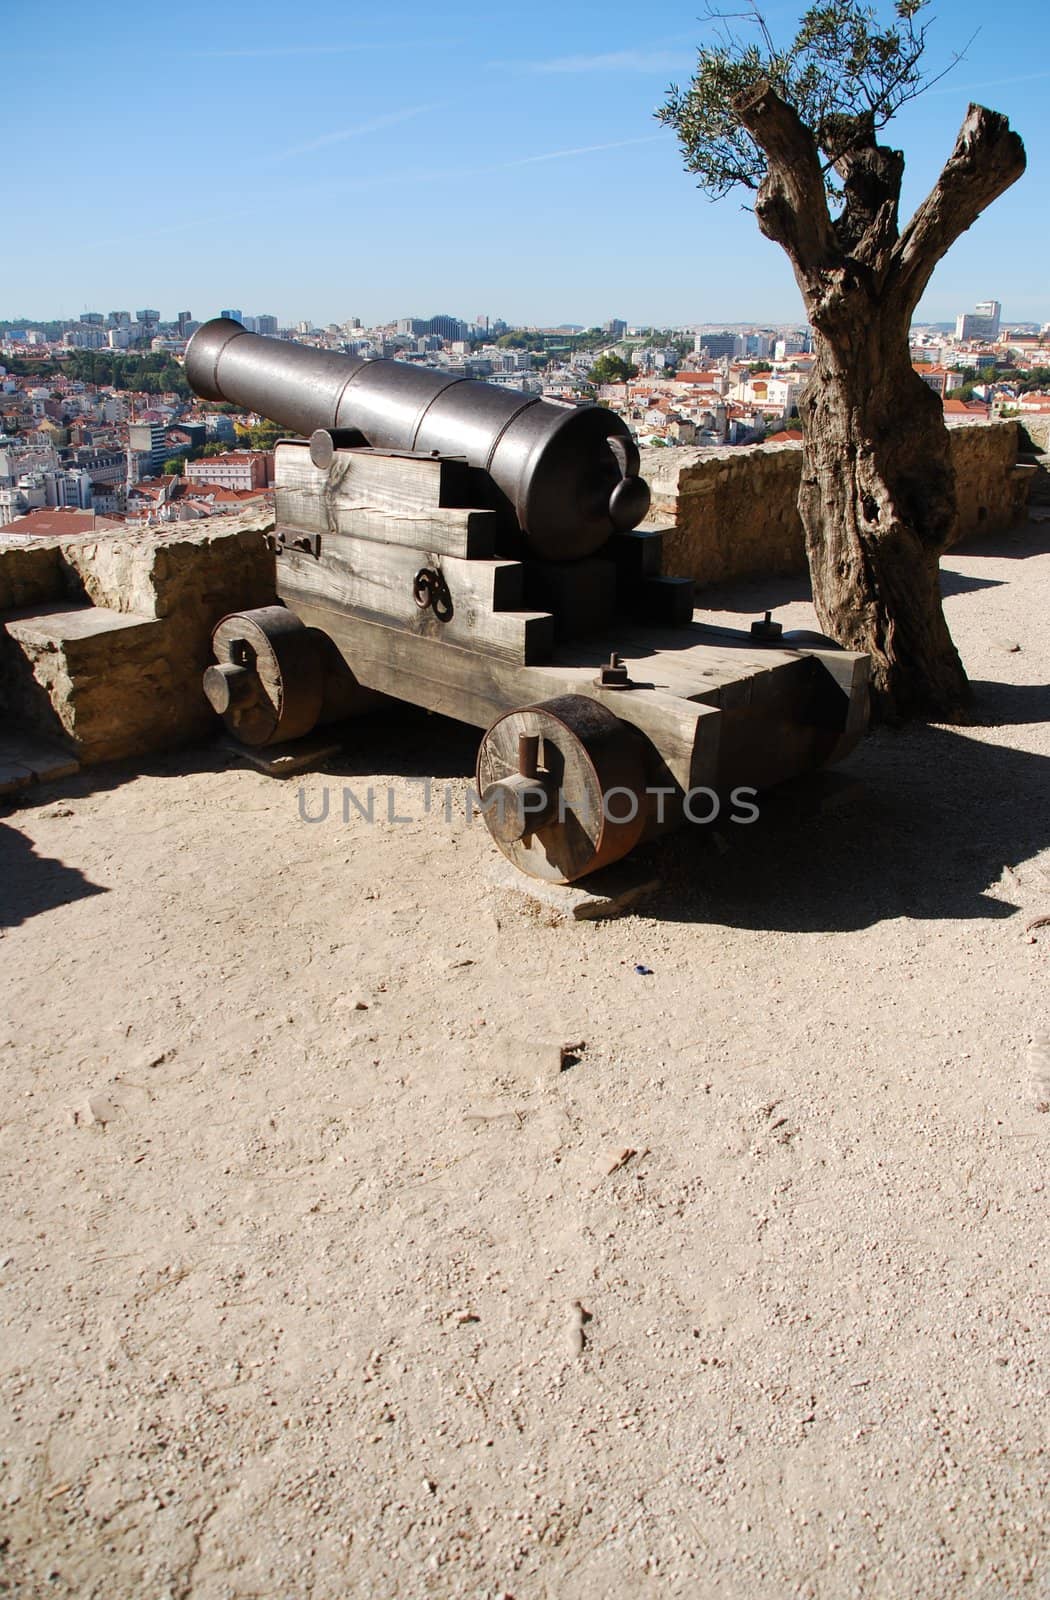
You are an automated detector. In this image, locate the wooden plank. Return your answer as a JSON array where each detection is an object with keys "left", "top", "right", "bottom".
[
  {"left": 279, "top": 594, "right": 722, "bottom": 795},
  {"left": 607, "top": 528, "right": 665, "bottom": 582},
  {"left": 277, "top": 540, "right": 554, "bottom": 665},
  {"left": 551, "top": 624, "right": 786, "bottom": 700},
  {"left": 522, "top": 558, "right": 618, "bottom": 640},
  {"left": 274, "top": 443, "right": 502, "bottom": 558},
  {"left": 631, "top": 576, "right": 695, "bottom": 626},
  {"left": 276, "top": 441, "right": 471, "bottom": 511},
  {"left": 274, "top": 443, "right": 508, "bottom": 560},
  {"left": 288, "top": 503, "right": 500, "bottom": 559}
]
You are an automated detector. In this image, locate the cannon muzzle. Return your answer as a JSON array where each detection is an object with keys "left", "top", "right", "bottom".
[{"left": 185, "top": 318, "right": 650, "bottom": 561}]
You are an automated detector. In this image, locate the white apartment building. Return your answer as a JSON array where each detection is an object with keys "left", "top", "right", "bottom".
[
  {"left": 955, "top": 299, "right": 1002, "bottom": 342},
  {"left": 184, "top": 452, "right": 270, "bottom": 492}
]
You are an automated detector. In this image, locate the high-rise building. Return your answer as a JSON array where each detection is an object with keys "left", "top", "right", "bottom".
[
  {"left": 603, "top": 318, "right": 627, "bottom": 337},
  {"left": 136, "top": 309, "right": 160, "bottom": 326},
  {"left": 256, "top": 315, "right": 278, "bottom": 336},
  {"left": 64, "top": 327, "right": 106, "bottom": 350},
  {"left": 80, "top": 312, "right": 104, "bottom": 326},
  {"left": 221, "top": 309, "right": 243, "bottom": 324},
  {"left": 128, "top": 422, "right": 167, "bottom": 475},
  {"left": 426, "top": 314, "right": 467, "bottom": 342},
  {"left": 176, "top": 311, "right": 193, "bottom": 336},
  {"left": 955, "top": 299, "right": 1001, "bottom": 342},
  {"left": 107, "top": 311, "right": 131, "bottom": 327}
]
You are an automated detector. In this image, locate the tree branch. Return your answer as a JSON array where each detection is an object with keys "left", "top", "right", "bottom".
[
  {"left": 892, "top": 103, "right": 1026, "bottom": 312},
  {"left": 732, "top": 79, "right": 839, "bottom": 283},
  {"left": 829, "top": 130, "right": 905, "bottom": 270}
]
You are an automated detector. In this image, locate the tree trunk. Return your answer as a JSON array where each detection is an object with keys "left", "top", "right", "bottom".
[
  {"left": 799, "top": 303, "right": 969, "bottom": 721},
  {"left": 727, "top": 86, "right": 1026, "bottom": 723}
]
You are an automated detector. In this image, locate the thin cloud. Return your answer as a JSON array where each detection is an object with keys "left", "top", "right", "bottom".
[
  {"left": 190, "top": 42, "right": 385, "bottom": 59},
  {"left": 492, "top": 49, "right": 689, "bottom": 75},
  {"left": 84, "top": 132, "right": 670, "bottom": 248},
  {"left": 498, "top": 134, "right": 665, "bottom": 168},
  {"left": 278, "top": 105, "right": 442, "bottom": 160},
  {"left": 929, "top": 70, "right": 1050, "bottom": 96}
]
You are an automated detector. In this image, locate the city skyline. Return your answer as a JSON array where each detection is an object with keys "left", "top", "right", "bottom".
[{"left": 5, "top": 0, "right": 1048, "bottom": 326}]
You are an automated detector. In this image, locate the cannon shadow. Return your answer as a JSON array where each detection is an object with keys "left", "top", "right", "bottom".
[{"left": 639, "top": 708, "right": 1050, "bottom": 933}]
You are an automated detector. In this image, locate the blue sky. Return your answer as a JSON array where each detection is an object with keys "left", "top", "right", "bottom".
[{"left": 5, "top": 0, "right": 1047, "bottom": 327}]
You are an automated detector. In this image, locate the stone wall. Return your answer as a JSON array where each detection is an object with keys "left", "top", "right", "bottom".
[
  {"left": 642, "top": 442, "right": 806, "bottom": 588},
  {"left": 1, "top": 514, "right": 275, "bottom": 763},
  {"left": 642, "top": 420, "right": 1031, "bottom": 587}
]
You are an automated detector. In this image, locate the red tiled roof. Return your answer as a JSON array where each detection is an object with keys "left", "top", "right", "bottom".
[{"left": 0, "top": 509, "right": 118, "bottom": 538}]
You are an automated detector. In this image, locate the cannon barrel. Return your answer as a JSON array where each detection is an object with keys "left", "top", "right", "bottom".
[{"left": 185, "top": 318, "right": 650, "bottom": 562}]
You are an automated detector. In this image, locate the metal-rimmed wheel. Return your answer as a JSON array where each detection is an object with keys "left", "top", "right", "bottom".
[
  {"left": 476, "top": 694, "right": 647, "bottom": 883},
  {"left": 205, "top": 606, "right": 324, "bottom": 747}
]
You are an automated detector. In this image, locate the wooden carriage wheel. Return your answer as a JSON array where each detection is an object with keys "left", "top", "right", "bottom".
[
  {"left": 476, "top": 694, "right": 647, "bottom": 882},
  {"left": 204, "top": 606, "right": 324, "bottom": 747}
]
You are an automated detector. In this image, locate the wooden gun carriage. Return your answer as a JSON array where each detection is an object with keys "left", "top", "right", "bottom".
[{"left": 187, "top": 319, "right": 869, "bottom": 883}]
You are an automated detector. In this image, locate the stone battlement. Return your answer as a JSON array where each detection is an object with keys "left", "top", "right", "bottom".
[{"left": 640, "top": 419, "right": 1035, "bottom": 587}]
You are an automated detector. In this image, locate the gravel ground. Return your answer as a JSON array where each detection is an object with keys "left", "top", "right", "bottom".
[{"left": 1, "top": 517, "right": 1047, "bottom": 1599}]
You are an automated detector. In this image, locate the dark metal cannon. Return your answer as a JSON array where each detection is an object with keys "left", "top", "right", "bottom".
[
  {"left": 185, "top": 318, "right": 650, "bottom": 562},
  {"left": 191, "top": 321, "right": 870, "bottom": 884}
]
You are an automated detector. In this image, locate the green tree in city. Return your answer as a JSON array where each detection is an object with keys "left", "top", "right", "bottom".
[{"left": 587, "top": 354, "right": 639, "bottom": 386}]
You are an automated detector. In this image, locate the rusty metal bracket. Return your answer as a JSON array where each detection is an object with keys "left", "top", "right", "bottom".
[
  {"left": 275, "top": 526, "right": 322, "bottom": 558},
  {"left": 413, "top": 567, "right": 453, "bottom": 622}
]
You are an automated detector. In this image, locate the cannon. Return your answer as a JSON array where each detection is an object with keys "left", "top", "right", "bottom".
[
  {"left": 185, "top": 318, "right": 650, "bottom": 563},
  {"left": 189, "top": 320, "right": 869, "bottom": 883}
]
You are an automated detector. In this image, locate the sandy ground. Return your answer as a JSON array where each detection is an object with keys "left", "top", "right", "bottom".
[{"left": 1, "top": 517, "right": 1048, "bottom": 1600}]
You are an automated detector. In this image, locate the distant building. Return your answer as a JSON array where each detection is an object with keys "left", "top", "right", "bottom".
[
  {"left": 255, "top": 315, "right": 278, "bottom": 336},
  {"left": 41, "top": 467, "right": 93, "bottom": 510},
  {"left": 955, "top": 299, "right": 1001, "bottom": 342},
  {"left": 80, "top": 312, "right": 104, "bottom": 326},
  {"left": 0, "top": 508, "right": 114, "bottom": 540},
  {"left": 426, "top": 314, "right": 468, "bottom": 342},
  {"left": 184, "top": 451, "right": 271, "bottom": 492},
  {"left": 176, "top": 311, "right": 193, "bottom": 335},
  {"left": 220, "top": 309, "right": 243, "bottom": 324},
  {"left": 603, "top": 318, "right": 627, "bottom": 337},
  {"left": 64, "top": 327, "right": 106, "bottom": 351},
  {"left": 166, "top": 422, "right": 207, "bottom": 452},
  {"left": 698, "top": 333, "right": 736, "bottom": 360},
  {"left": 128, "top": 422, "right": 167, "bottom": 474}
]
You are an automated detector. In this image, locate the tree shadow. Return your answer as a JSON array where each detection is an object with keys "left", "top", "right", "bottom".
[
  {"left": 636, "top": 720, "right": 1050, "bottom": 933},
  {"left": 938, "top": 570, "right": 1005, "bottom": 597},
  {"left": 964, "top": 680, "right": 1050, "bottom": 728},
  {"left": 692, "top": 571, "right": 813, "bottom": 616},
  {"left": 0, "top": 822, "right": 108, "bottom": 930},
  {"left": 953, "top": 516, "right": 1050, "bottom": 562}
]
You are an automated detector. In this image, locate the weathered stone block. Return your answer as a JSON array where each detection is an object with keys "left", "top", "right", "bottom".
[
  {"left": 1, "top": 513, "right": 277, "bottom": 765},
  {"left": 0, "top": 542, "right": 66, "bottom": 613}
]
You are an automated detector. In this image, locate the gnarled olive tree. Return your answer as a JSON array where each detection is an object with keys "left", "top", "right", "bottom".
[{"left": 660, "top": 2, "right": 1026, "bottom": 719}]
